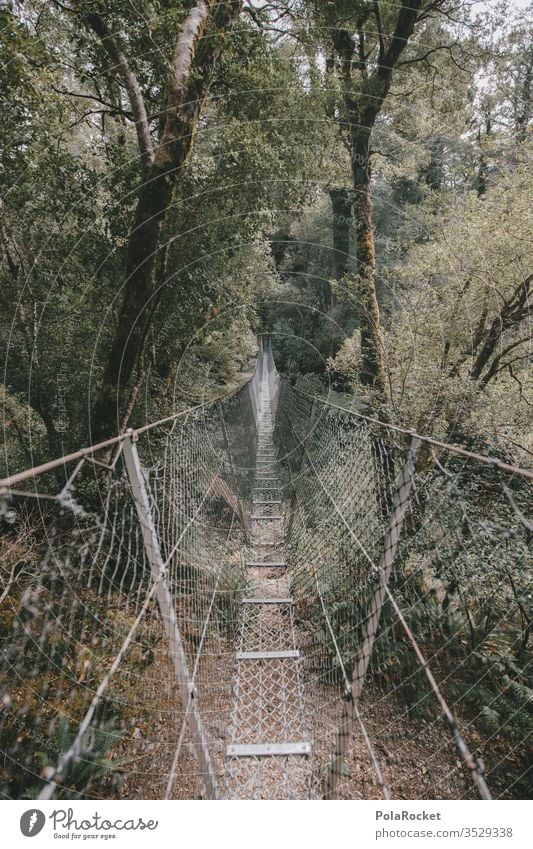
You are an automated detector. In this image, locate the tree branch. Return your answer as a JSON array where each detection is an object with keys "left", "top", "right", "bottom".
[
  {"left": 470, "top": 273, "right": 532, "bottom": 381},
  {"left": 507, "top": 363, "right": 532, "bottom": 407},
  {"left": 50, "top": 84, "right": 133, "bottom": 118},
  {"left": 169, "top": 2, "right": 212, "bottom": 103},
  {"left": 380, "top": 0, "right": 424, "bottom": 80},
  {"left": 373, "top": 1, "right": 385, "bottom": 65},
  {"left": 398, "top": 41, "right": 461, "bottom": 68},
  {"left": 155, "top": 1, "right": 214, "bottom": 169},
  {"left": 480, "top": 338, "right": 530, "bottom": 387},
  {"left": 75, "top": 5, "right": 154, "bottom": 178}
]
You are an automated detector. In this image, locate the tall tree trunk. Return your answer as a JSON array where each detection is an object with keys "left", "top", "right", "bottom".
[
  {"left": 350, "top": 125, "right": 389, "bottom": 408},
  {"left": 514, "top": 42, "right": 532, "bottom": 143},
  {"left": 329, "top": 3, "right": 425, "bottom": 517},
  {"left": 329, "top": 0, "right": 423, "bottom": 412},
  {"left": 90, "top": 1, "right": 243, "bottom": 439},
  {"left": 329, "top": 187, "right": 352, "bottom": 308},
  {"left": 328, "top": 187, "right": 352, "bottom": 357},
  {"left": 92, "top": 167, "right": 173, "bottom": 437}
]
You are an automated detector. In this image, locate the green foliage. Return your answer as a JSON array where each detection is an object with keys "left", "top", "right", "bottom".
[
  {"left": 0, "top": 0, "right": 531, "bottom": 803},
  {"left": 22, "top": 718, "right": 127, "bottom": 800}
]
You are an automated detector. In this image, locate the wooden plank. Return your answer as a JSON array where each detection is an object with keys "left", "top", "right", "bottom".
[
  {"left": 251, "top": 515, "right": 282, "bottom": 521},
  {"left": 246, "top": 561, "right": 287, "bottom": 567},
  {"left": 242, "top": 597, "right": 293, "bottom": 605},
  {"left": 227, "top": 742, "right": 312, "bottom": 758},
  {"left": 236, "top": 650, "right": 300, "bottom": 660}
]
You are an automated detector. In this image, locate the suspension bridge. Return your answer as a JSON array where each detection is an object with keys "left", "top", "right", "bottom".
[{"left": 0, "top": 339, "right": 531, "bottom": 800}]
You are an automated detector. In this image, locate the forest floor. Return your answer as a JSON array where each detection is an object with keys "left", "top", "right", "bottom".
[
  {"left": 116, "top": 592, "right": 493, "bottom": 800},
  {"left": 116, "top": 546, "right": 522, "bottom": 800},
  {"left": 313, "top": 683, "right": 472, "bottom": 800}
]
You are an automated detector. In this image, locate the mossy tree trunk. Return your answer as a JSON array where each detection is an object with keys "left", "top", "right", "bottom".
[
  {"left": 329, "top": 187, "right": 352, "bottom": 310},
  {"left": 83, "top": 2, "right": 243, "bottom": 439},
  {"left": 350, "top": 122, "right": 389, "bottom": 403},
  {"left": 328, "top": 187, "right": 352, "bottom": 357},
  {"left": 327, "top": 1, "right": 425, "bottom": 515},
  {"left": 329, "top": 0, "right": 424, "bottom": 414}
]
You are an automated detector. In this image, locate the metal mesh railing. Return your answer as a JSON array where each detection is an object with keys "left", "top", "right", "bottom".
[
  {"left": 0, "top": 342, "right": 531, "bottom": 800},
  {"left": 0, "top": 379, "right": 258, "bottom": 801},
  {"left": 274, "top": 378, "right": 531, "bottom": 800},
  {"left": 225, "top": 346, "right": 313, "bottom": 799}
]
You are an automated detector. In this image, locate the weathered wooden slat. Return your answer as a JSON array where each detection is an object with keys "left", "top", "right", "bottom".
[
  {"left": 246, "top": 560, "right": 287, "bottom": 567},
  {"left": 242, "top": 597, "right": 293, "bottom": 605},
  {"left": 227, "top": 742, "right": 312, "bottom": 758},
  {"left": 236, "top": 650, "right": 299, "bottom": 660}
]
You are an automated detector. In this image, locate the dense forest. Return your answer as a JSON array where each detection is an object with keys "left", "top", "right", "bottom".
[
  {"left": 1, "top": 0, "right": 530, "bottom": 464},
  {"left": 0, "top": 0, "right": 531, "bottom": 804}
]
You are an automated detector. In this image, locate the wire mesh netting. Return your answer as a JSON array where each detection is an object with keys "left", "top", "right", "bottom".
[
  {"left": 0, "top": 379, "right": 258, "bottom": 800},
  {"left": 273, "top": 376, "right": 531, "bottom": 800},
  {"left": 0, "top": 340, "right": 531, "bottom": 800},
  {"left": 225, "top": 341, "right": 313, "bottom": 799}
]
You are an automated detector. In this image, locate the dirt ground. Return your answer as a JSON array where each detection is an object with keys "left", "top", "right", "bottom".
[{"left": 119, "top": 635, "right": 504, "bottom": 800}]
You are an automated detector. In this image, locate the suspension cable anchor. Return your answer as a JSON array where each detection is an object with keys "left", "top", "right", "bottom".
[{"left": 125, "top": 426, "right": 139, "bottom": 443}]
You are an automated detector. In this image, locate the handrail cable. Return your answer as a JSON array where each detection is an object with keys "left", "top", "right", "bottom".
[
  {"left": 2, "top": 375, "right": 531, "bottom": 492},
  {"left": 0, "top": 381, "right": 247, "bottom": 490},
  {"left": 280, "top": 405, "right": 493, "bottom": 799},
  {"left": 285, "top": 379, "right": 533, "bottom": 482}
]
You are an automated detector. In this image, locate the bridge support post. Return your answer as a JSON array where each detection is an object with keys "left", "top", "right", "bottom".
[
  {"left": 218, "top": 404, "right": 250, "bottom": 544},
  {"left": 325, "top": 435, "right": 421, "bottom": 799},
  {"left": 285, "top": 398, "right": 317, "bottom": 542},
  {"left": 123, "top": 429, "right": 218, "bottom": 800}
]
